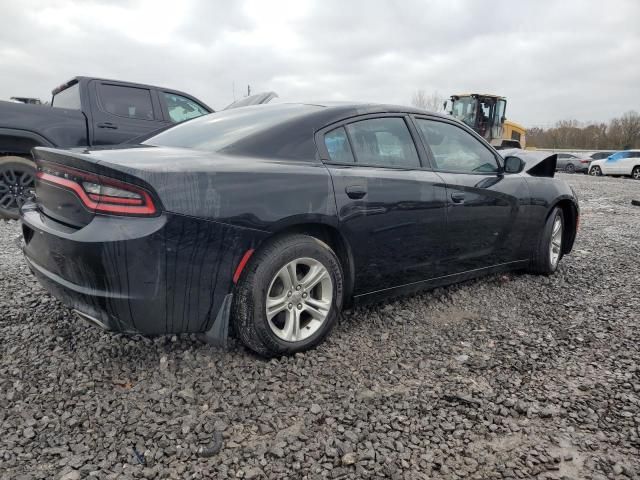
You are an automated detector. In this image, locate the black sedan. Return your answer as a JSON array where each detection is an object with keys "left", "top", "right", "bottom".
[{"left": 21, "top": 103, "right": 579, "bottom": 357}]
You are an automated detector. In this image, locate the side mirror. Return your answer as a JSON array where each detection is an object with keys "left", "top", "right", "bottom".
[{"left": 504, "top": 156, "right": 525, "bottom": 173}]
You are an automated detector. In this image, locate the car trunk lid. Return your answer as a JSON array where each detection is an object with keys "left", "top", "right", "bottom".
[{"left": 33, "top": 147, "right": 160, "bottom": 228}]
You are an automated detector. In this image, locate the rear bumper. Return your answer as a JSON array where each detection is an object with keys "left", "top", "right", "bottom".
[{"left": 21, "top": 203, "right": 265, "bottom": 334}]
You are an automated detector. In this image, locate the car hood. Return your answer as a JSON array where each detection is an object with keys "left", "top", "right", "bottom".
[{"left": 589, "top": 158, "right": 606, "bottom": 166}]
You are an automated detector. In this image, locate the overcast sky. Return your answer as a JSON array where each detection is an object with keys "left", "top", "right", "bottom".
[{"left": 1, "top": 0, "right": 638, "bottom": 126}]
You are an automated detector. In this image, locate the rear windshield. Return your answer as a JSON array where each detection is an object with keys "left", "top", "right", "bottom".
[
  {"left": 52, "top": 83, "right": 81, "bottom": 110},
  {"left": 144, "top": 103, "right": 321, "bottom": 153}
]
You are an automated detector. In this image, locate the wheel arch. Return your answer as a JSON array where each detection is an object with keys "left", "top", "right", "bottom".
[
  {"left": 0, "top": 128, "right": 53, "bottom": 157},
  {"left": 257, "top": 221, "right": 355, "bottom": 306},
  {"left": 549, "top": 198, "right": 578, "bottom": 255}
]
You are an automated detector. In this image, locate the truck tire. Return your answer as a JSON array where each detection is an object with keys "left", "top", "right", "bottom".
[{"left": 0, "top": 156, "right": 36, "bottom": 220}]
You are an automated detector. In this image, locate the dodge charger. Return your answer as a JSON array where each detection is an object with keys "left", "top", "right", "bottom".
[{"left": 20, "top": 103, "right": 579, "bottom": 356}]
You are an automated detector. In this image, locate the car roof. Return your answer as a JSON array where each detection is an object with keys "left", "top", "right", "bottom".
[{"left": 258, "top": 101, "right": 452, "bottom": 128}]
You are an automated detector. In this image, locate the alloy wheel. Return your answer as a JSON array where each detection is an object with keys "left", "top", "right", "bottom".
[
  {"left": 265, "top": 257, "right": 333, "bottom": 342},
  {"left": 632, "top": 167, "right": 640, "bottom": 180},
  {"left": 589, "top": 167, "right": 601, "bottom": 176},
  {"left": 0, "top": 166, "right": 35, "bottom": 212},
  {"left": 549, "top": 216, "right": 563, "bottom": 268}
]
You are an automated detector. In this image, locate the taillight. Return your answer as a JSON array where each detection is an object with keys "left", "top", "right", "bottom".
[
  {"left": 36, "top": 162, "right": 157, "bottom": 216},
  {"left": 580, "top": 159, "right": 590, "bottom": 164}
]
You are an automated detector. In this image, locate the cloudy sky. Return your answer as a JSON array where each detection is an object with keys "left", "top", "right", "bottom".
[{"left": 1, "top": 0, "right": 638, "bottom": 126}]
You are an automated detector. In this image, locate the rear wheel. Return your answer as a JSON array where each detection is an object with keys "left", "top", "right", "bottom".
[
  {"left": 529, "top": 207, "right": 564, "bottom": 275},
  {"left": 564, "top": 163, "right": 576, "bottom": 173},
  {"left": 589, "top": 166, "right": 602, "bottom": 176},
  {"left": 0, "top": 156, "right": 36, "bottom": 220},
  {"left": 632, "top": 166, "right": 640, "bottom": 180},
  {"left": 232, "top": 234, "right": 344, "bottom": 357}
]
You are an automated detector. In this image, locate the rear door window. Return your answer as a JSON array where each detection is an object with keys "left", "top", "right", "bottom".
[
  {"left": 344, "top": 117, "right": 420, "bottom": 168},
  {"left": 162, "top": 92, "right": 209, "bottom": 123},
  {"left": 97, "top": 84, "right": 155, "bottom": 120},
  {"left": 324, "top": 127, "right": 355, "bottom": 163},
  {"left": 52, "top": 83, "right": 81, "bottom": 109}
]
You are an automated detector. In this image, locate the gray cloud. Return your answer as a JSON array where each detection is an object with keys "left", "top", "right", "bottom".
[{"left": 0, "top": 0, "right": 638, "bottom": 125}]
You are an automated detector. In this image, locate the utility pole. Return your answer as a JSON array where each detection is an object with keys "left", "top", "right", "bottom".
[{"left": 247, "top": 85, "right": 251, "bottom": 97}]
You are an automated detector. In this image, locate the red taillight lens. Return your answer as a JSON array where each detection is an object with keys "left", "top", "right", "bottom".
[
  {"left": 580, "top": 159, "right": 590, "bottom": 164},
  {"left": 36, "top": 163, "right": 157, "bottom": 216}
]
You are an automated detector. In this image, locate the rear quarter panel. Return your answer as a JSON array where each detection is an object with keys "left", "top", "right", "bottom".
[{"left": 93, "top": 148, "right": 338, "bottom": 232}]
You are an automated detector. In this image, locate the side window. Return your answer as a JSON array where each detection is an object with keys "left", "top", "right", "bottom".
[
  {"left": 163, "top": 92, "right": 209, "bottom": 123},
  {"left": 324, "top": 127, "right": 354, "bottom": 163},
  {"left": 52, "top": 83, "right": 81, "bottom": 109},
  {"left": 345, "top": 118, "right": 420, "bottom": 168},
  {"left": 416, "top": 119, "right": 499, "bottom": 173},
  {"left": 98, "top": 84, "right": 154, "bottom": 120}
]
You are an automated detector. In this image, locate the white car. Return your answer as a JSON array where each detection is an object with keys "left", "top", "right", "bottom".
[{"left": 589, "top": 150, "right": 640, "bottom": 179}]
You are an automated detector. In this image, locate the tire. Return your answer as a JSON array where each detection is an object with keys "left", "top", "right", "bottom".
[
  {"left": 632, "top": 166, "right": 640, "bottom": 180},
  {"left": 564, "top": 163, "right": 576, "bottom": 173},
  {"left": 0, "top": 156, "right": 36, "bottom": 220},
  {"left": 529, "top": 207, "right": 565, "bottom": 275},
  {"left": 232, "top": 234, "right": 344, "bottom": 357},
  {"left": 589, "top": 166, "right": 602, "bottom": 176}
]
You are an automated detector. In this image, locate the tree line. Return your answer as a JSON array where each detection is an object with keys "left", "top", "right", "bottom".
[
  {"left": 410, "top": 90, "right": 640, "bottom": 151},
  {"left": 526, "top": 111, "right": 640, "bottom": 150}
]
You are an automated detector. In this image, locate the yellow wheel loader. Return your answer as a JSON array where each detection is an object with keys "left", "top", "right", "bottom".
[{"left": 445, "top": 94, "right": 526, "bottom": 149}]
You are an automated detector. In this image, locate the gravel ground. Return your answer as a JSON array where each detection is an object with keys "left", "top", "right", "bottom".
[{"left": 1, "top": 174, "right": 639, "bottom": 480}]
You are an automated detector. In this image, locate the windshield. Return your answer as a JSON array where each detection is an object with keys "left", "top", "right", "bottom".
[
  {"left": 144, "top": 103, "right": 321, "bottom": 153},
  {"left": 450, "top": 97, "right": 477, "bottom": 128}
]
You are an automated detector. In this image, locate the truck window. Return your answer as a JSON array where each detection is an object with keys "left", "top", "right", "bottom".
[
  {"left": 98, "top": 84, "right": 155, "bottom": 120},
  {"left": 52, "top": 83, "right": 81, "bottom": 110},
  {"left": 163, "top": 92, "right": 209, "bottom": 123}
]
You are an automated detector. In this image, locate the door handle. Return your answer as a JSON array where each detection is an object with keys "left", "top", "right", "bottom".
[
  {"left": 97, "top": 122, "right": 118, "bottom": 129},
  {"left": 345, "top": 185, "right": 367, "bottom": 199},
  {"left": 451, "top": 192, "right": 465, "bottom": 204}
]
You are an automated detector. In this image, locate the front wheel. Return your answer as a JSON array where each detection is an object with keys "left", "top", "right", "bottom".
[
  {"left": 529, "top": 207, "right": 564, "bottom": 275},
  {"left": 232, "top": 234, "right": 344, "bottom": 357},
  {"left": 0, "top": 156, "right": 36, "bottom": 220},
  {"left": 632, "top": 166, "right": 640, "bottom": 180},
  {"left": 589, "top": 166, "right": 602, "bottom": 176}
]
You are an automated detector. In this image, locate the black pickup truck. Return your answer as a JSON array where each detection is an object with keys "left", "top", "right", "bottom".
[{"left": 0, "top": 76, "right": 214, "bottom": 219}]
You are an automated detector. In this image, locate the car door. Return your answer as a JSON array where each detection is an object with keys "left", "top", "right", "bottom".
[
  {"left": 603, "top": 151, "right": 627, "bottom": 174},
  {"left": 88, "top": 80, "right": 166, "bottom": 145},
  {"left": 556, "top": 153, "right": 570, "bottom": 170},
  {"left": 619, "top": 151, "right": 640, "bottom": 175},
  {"left": 413, "top": 117, "right": 529, "bottom": 273},
  {"left": 317, "top": 115, "right": 448, "bottom": 294}
]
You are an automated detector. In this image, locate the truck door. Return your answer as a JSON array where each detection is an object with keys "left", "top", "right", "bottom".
[{"left": 88, "top": 80, "right": 167, "bottom": 146}]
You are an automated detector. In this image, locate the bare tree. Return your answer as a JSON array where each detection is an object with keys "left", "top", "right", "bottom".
[
  {"left": 411, "top": 90, "right": 445, "bottom": 112},
  {"left": 618, "top": 110, "right": 640, "bottom": 149},
  {"left": 527, "top": 112, "right": 640, "bottom": 150}
]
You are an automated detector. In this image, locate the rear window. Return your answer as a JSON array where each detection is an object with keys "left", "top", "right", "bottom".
[
  {"left": 144, "top": 103, "right": 321, "bottom": 155},
  {"left": 52, "top": 83, "right": 81, "bottom": 110}
]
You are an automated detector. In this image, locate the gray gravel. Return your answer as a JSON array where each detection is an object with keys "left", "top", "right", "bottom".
[{"left": 1, "top": 174, "right": 639, "bottom": 480}]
